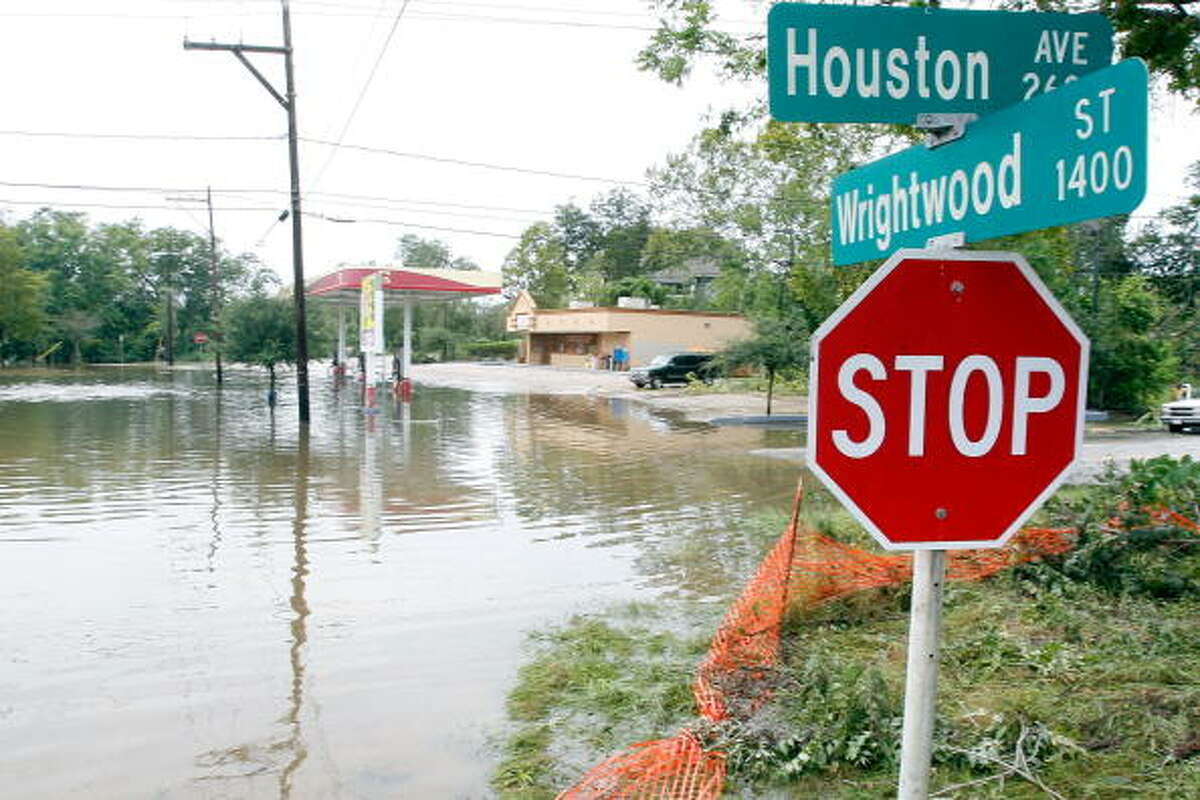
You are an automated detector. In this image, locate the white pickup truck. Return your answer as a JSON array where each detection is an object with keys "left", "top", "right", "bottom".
[{"left": 1161, "top": 383, "right": 1200, "bottom": 433}]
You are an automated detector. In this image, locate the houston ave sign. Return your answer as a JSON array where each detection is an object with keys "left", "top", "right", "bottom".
[
  {"left": 768, "top": 5, "right": 1113, "bottom": 123},
  {"left": 830, "top": 58, "right": 1147, "bottom": 266}
]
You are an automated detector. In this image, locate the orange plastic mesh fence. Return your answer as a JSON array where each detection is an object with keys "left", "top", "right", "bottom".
[
  {"left": 556, "top": 487, "right": 1196, "bottom": 800},
  {"left": 554, "top": 732, "right": 725, "bottom": 800},
  {"left": 787, "top": 525, "right": 1077, "bottom": 606},
  {"left": 1147, "top": 507, "right": 1199, "bottom": 532},
  {"left": 693, "top": 484, "right": 803, "bottom": 723}
]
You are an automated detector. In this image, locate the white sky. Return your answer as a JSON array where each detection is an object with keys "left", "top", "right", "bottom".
[{"left": 0, "top": 0, "right": 1194, "bottom": 286}]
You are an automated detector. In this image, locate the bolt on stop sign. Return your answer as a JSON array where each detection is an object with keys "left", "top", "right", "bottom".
[{"left": 808, "top": 250, "right": 1088, "bottom": 550}]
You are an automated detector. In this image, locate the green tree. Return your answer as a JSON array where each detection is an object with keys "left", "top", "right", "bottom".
[
  {"left": 18, "top": 211, "right": 187, "bottom": 364},
  {"left": 17, "top": 209, "right": 97, "bottom": 363},
  {"left": 1087, "top": 275, "right": 1178, "bottom": 410},
  {"left": 600, "top": 276, "right": 667, "bottom": 307},
  {"left": 648, "top": 117, "right": 893, "bottom": 331},
  {"left": 57, "top": 309, "right": 101, "bottom": 366},
  {"left": 0, "top": 224, "right": 47, "bottom": 364},
  {"left": 395, "top": 233, "right": 479, "bottom": 270},
  {"left": 587, "top": 188, "right": 653, "bottom": 283},
  {"left": 553, "top": 202, "right": 602, "bottom": 276},
  {"left": 88, "top": 221, "right": 158, "bottom": 362},
  {"left": 1132, "top": 162, "right": 1200, "bottom": 309},
  {"left": 641, "top": 226, "right": 746, "bottom": 275},
  {"left": 146, "top": 228, "right": 213, "bottom": 364},
  {"left": 2, "top": 208, "right": 283, "bottom": 366},
  {"left": 502, "top": 222, "right": 571, "bottom": 307},
  {"left": 416, "top": 325, "right": 460, "bottom": 362},
  {"left": 1129, "top": 167, "right": 1200, "bottom": 381},
  {"left": 718, "top": 316, "right": 810, "bottom": 415},
  {"left": 545, "top": 191, "right": 654, "bottom": 298},
  {"left": 223, "top": 294, "right": 296, "bottom": 395},
  {"left": 1090, "top": 0, "right": 1200, "bottom": 99}
]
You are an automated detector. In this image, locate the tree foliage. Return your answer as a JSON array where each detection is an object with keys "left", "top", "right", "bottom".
[
  {"left": 641, "top": 226, "right": 747, "bottom": 277},
  {"left": 1093, "top": 0, "right": 1199, "bottom": 99},
  {"left": 1131, "top": 162, "right": 1200, "bottom": 308},
  {"left": 1087, "top": 274, "right": 1179, "bottom": 410},
  {"left": 502, "top": 188, "right": 660, "bottom": 306},
  {"left": 395, "top": 233, "right": 479, "bottom": 270},
  {"left": 1, "top": 208, "right": 276, "bottom": 366},
  {"left": 647, "top": 114, "right": 899, "bottom": 329},
  {"left": 223, "top": 294, "right": 296, "bottom": 387},
  {"left": 718, "top": 316, "right": 811, "bottom": 414},
  {"left": 639, "top": 0, "right": 1200, "bottom": 102},
  {"left": 0, "top": 224, "right": 46, "bottom": 363},
  {"left": 600, "top": 276, "right": 668, "bottom": 307},
  {"left": 502, "top": 222, "right": 571, "bottom": 307},
  {"left": 382, "top": 294, "right": 509, "bottom": 363}
]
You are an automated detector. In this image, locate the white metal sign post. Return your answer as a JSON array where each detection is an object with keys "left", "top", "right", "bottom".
[{"left": 898, "top": 550, "right": 945, "bottom": 799}]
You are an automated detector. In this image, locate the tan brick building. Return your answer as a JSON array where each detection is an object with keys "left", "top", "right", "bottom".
[{"left": 506, "top": 292, "right": 753, "bottom": 368}]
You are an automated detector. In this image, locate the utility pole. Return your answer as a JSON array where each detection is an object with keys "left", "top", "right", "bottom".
[
  {"left": 185, "top": 0, "right": 311, "bottom": 424},
  {"left": 165, "top": 277, "right": 175, "bottom": 367},
  {"left": 206, "top": 186, "right": 223, "bottom": 386}
]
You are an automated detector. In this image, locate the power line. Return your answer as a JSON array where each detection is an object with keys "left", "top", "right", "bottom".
[
  {"left": 0, "top": 198, "right": 274, "bottom": 212},
  {"left": 307, "top": 0, "right": 414, "bottom": 190},
  {"left": 307, "top": 189, "right": 548, "bottom": 215},
  {"left": 224, "top": 191, "right": 541, "bottom": 222},
  {"left": 0, "top": 131, "right": 643, "bottom": 185},
  {"left": 0, "top": 4, "right": 758, "bottom": 34},
  {"left": 300, "top": 136, "right": 648, "bottom": 185},
  {"left": 0, "top": 197, "right": 522, "bottom": 238},
  {"left": 0, "top": 129, "right": 645, "bottom": 187},
  {"left": 0, "top": 178, "right": 553, "bottom": 215},
  {"left": 255, "top": 0, "right": 697, "bottom": 21},
  {"left": 0, "top": 129, "right": 283, "bottom": 141},
  {"left": 302, "top": 209, "right": 520, "bottom": 238},
  {"left": 0, "top": 179, "right": 270, "bottom": 194},
  {"left": 379, "top": 9, "right": 658, "bottom": 31}
]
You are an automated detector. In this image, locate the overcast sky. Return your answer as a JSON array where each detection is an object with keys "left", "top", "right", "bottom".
[{"left": 0, "top": 0, "right": 1194, "bottom": 286}]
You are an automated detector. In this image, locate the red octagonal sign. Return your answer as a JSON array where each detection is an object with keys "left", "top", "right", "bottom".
[{"left": 808, "top": 250, "right": 1089, "bottom": 550}]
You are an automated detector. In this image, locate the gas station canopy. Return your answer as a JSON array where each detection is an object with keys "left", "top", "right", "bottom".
[{"left": 306, "top": 265, "right": 502, "bottom": 304}]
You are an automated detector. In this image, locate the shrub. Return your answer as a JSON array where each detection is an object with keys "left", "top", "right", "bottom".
[
  {"left": 1028, "top": 456, "right": 1200, "bottom": 597},
  {"left": 462, "top": 339, "right": 519, "bottom": 360}
]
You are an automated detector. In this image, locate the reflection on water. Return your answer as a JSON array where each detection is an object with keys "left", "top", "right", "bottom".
[{"left": 0, "top": 366, "right": 803, "bottom": 797}]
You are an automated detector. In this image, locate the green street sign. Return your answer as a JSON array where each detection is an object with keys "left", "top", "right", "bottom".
[
  {"left": 830, "top": 59, "right": 1148, "bottom": 267},
  {"left": 768, "top": 5, "right": 1114, "bottom": 123}
]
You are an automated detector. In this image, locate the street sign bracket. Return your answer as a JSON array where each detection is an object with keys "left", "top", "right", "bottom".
[
  {"left": 917, "top": 113, "right": 977, "bottom": 149},
  {"left": 926, "top": 231, "right": 966, "bottom": 250}
]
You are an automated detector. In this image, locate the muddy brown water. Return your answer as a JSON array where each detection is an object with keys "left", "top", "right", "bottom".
[{"left": 0, "top": 366, "right": 804, "bottom": 798}]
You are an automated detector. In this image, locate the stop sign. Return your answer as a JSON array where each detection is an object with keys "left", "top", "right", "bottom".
[{"left": 808, "top": 250, "right": 1088, "bottom": 550}]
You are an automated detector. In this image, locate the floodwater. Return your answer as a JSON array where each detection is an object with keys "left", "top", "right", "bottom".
[{"left": 0, "top": 366, "right": 804, "bottom": 798}]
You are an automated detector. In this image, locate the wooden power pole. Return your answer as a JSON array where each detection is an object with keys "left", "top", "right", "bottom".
[
  {"left": 206, "top": 186, "right": 223, "bottom": 386},
  {"left": 185, "top": 0, "right": 311, "bottom": 424}
]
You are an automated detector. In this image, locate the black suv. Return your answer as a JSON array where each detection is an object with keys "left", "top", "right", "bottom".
[{"left": 630, "top": 353, "right": 715, "bottom": 389}]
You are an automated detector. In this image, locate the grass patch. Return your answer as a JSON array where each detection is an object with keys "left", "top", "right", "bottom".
[
  {"left": 681, "top": 373, "right": 808, "bottom": 397},
  {"left": 495, "top": 457, "right": 1200, "bottom": 797},
  {"left": 744, "top": 577, "right": 1200, "bottom": 797},
  {"left": 492, "top": 604, "right": 712, "bottom": 799}
]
